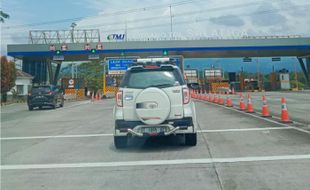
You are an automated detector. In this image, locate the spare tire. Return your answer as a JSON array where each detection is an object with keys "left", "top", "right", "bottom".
[{"left": 135, "top": 87, "right": 171, "bottom": 125}]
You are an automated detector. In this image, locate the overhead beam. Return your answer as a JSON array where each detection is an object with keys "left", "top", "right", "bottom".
[
  {"left": 297, "top": 58, "right": 310, "bottom": 87},
  {"left": 53, "top": 62, "right": 62, "bottom": 86},
  {"left": 46, "top": 60, "right": 54, "bottom": 85},
  {"left": 307, "top": 58, "right": 310, "bottom": 87}
]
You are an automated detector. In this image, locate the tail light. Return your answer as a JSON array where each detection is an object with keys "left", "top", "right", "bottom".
[
  {"left": 116, "top": 91, "right": 123, "bottom": 107},
  {"left": 48, "top": 91, "right": 53, "bottom": 95},
  {"left": 183, "top": 88, "right": 190, "bottom": 104}
]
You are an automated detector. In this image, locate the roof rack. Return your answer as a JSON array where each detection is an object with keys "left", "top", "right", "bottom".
[{"left": 131, "top": 57, "right": 177, "bottom": 67}]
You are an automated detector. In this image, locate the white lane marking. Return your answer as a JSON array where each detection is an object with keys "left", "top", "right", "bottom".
[
  {"left": 198, "top": 127, "right": 294, "bottom": 133},
  {"left": 2, "top": 154, "right": 310, "bottom": 170},
  {"left": 0, "top": 133, "right": 113, "bottom": 140},
  {"left": 1, "top": 127, "right": 294, "bottom": 140},
  {"left": 196, "top": 100, "right": 310, "bottom": 135}
]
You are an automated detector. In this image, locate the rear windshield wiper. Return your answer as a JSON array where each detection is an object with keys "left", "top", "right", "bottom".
[{"left": 146, "top": 84, "right": 174, "bottom": 88}]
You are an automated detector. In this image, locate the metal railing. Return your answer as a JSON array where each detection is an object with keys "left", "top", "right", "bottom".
[{"left": 29, "top": 29, "right": 100, "bottom": 44}]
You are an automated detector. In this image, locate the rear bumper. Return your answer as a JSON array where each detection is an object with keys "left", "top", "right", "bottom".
[
  {"left": 28, "top": 100, "right": 54, "bottom": 107},
  {"left": 115, "top": 117, "right": 193, "bottom": 129},
  {"left": 114, "top": 117, "right": 195, "bottom": 136}
]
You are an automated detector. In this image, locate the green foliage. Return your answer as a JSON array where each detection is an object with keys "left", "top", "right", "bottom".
[
  {"left": 76, "top": 61, "right": 104, "bottom": 91},
  {"left": 290, "top": 80, "right": 304, "bottom": 89},
  {"left": 1, "top": 56, "right": 16, "bottom": 93},
  {"left": 1, "top": 56, "right": 16, "bottom": 102}
]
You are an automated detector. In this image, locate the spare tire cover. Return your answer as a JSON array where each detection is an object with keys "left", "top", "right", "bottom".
[{"left": 135, "top": 87, "right": 171, "bottom": 125}]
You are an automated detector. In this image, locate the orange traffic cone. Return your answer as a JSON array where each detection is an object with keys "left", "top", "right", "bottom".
[
  {"left": 226, "top": 95, "right": 233, "bottom": 107},
  {"left": 246, "top": 94, "right": 254, "bottom": 113},
  {"left": 200, "top": 91, "right": 204, "bottom": 100},
  {"left": 232, "top": 87, "right": 235, "bottom": 95},
  {"left": 214, "top": 93, "right": 218, "bottom": 104},
  {"left": 261, "top": 95, "right": 271, "bottom": 117},
  {"left": 96, "top": 93, "right": 99, "bottom": 101},
  {"left": 281, "top": 97, "right": 292, "bottom": 123},
  {"left": 204, "top": 90, "right": 208, "bottom": 101},
  {"left": 91, "top": 92, "right": 95, "bottom": 103},
  {"left": 209, "top": 92, "right": 213, "bottom": 102},
  {"left": 239, "top": 93, "right": 245, "bottom": 110},
  {"left": 219, "top": 94, "right": 224, "bottom": 105}
]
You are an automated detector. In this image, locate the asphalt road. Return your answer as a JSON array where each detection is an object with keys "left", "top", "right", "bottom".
[{"left": 1, "top": 98, "right": 310, "bottom": 190}]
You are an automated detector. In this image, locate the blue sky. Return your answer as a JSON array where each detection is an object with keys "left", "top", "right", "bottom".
[{"left": 1, "top": 0, "right": 96, "bottom": 29}]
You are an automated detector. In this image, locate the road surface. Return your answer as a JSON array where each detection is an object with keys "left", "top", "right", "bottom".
[{"left": 1, "top": 98, "right": 310, "bottom": 190}]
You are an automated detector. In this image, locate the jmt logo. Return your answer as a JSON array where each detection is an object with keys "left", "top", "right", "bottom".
[{"left": 107, "top": 34, "right": 125, "bottom": 41}]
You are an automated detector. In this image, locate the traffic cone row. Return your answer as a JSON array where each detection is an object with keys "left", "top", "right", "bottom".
[
  {"left": 191, "top": 90, "right": 292, "bottom": 124},
  {"left": 91, "top": 92, "right": 102, "bottom": 102},
  {"left": 191, "top": 90, "right": 234, "bottom": 108}
]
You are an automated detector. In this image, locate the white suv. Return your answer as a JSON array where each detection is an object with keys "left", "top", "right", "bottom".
[{"left": 113, "top": 58, "right": 198, "bottom": 148}]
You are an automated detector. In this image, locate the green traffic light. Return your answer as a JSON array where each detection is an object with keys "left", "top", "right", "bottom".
[
  {"left": 91, "top": 49, "right": 96, "bottom": 54},
  {"left": 163, "top": 50, "right": 168, "bottom": 56},
  {"left": 56, "top": 50, "right": 61, "bottom": 55}
]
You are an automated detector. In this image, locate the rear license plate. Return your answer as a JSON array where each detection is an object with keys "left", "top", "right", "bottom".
[{"left": 140, "top": 127, "right": 167, "bottom": 134}]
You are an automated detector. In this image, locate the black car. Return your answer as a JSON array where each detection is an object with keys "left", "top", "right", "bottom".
[{"left": 27, "top": 85, "right": 64, "bottom": 110}]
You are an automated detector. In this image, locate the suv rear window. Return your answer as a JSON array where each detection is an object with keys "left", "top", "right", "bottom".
[{"left": 121, "top": 68, "right": 185, "bottom": 89}]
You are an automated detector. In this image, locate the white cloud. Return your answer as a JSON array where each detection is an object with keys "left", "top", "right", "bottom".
[{"left": 75, "top": 0, "right": 310, "bottom": 40}]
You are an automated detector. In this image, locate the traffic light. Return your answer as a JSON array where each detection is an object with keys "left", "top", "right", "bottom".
[
  {"left": 163, "top": 50, "right": 168, "bottom": 56},
  {"left": 90, "top": 49, "right": 97, "bottom": 54},
  {"left": 243, "top": 57, "right": 252, "bottom": 62},
  {"left": 56, "top": 50, "right": 61, "bottom": 55},
  {"left": 272, "top": 57, "right": 281, "bottom": 61}
]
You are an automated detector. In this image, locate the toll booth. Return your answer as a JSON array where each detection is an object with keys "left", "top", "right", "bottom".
[
  {"left": 279, "top": 69, "right": 291, "bottom": 90},
  {"left": 203, "top": 68, "right": 229, "bottom": 93},
  {"left": 61, "top": 78, "right": 85, "bottom": 99},
  {"left": 184, "top": 69, "right": 198, "bottom": 84},
  {"left": 244, "top": 79, "right": 259, "bottom": 91}
]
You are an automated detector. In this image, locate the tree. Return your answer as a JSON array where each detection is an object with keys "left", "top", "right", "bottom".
[
  {"left": 0, "top": 10, "right": 10, "bottom": 23},
  {"left": 59, "top": 61, "right": 103, "bottom": 92},
  {"left": 1, "top": 56, "right": 16, "bottom": 102},
  {"left": 77, "top": 61, "right": 103, "bottom": 92}
]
